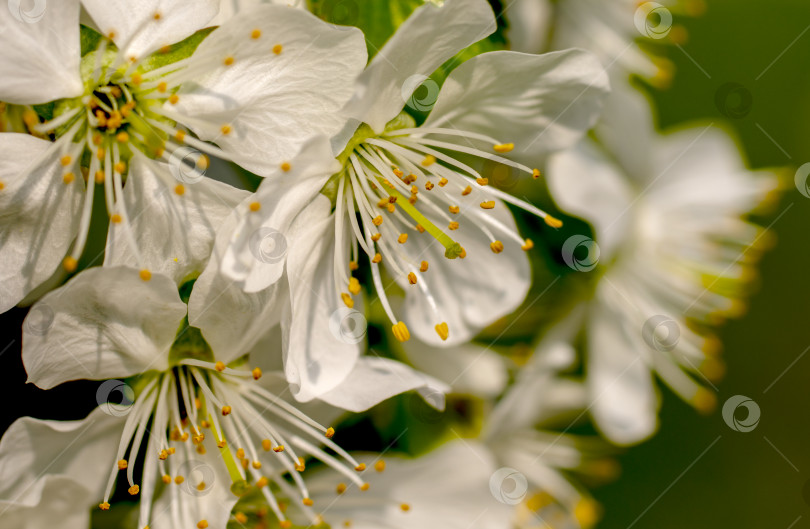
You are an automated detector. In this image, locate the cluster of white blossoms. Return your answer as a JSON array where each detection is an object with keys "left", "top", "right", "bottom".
[{"left": 0, "top": 0, "right": 777, "bottom": 529}]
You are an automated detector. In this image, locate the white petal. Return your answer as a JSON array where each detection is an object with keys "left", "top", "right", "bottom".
[
  {"left": 425, "top": 49, "right": 610, "bottom": 163},
  {"left": 187, "top": 209, "right": 285, "bottom": 363},
  {"left": 545, "top": 138, "right": 634, "bottom": 258},
  {"left": 310, "top": 440, "right": 511, "bottom": 529},
  {"left": 104, "top": 153, "right": 248, "bottom": 284},
  {"left": 22, "top": 266, "right": 185, "bottom": 389},
  {"left": 0, "top": 0, "right": 83, "bottom": 104},
  {"left": 317, "top": 356, "right": 450, "bottom": 413},
  {"left": 282, "top": 195, "right": 361, "bottom": 402},
  {"left": 505, "top": 0, "right": 554, "bottom": 53},
  {"left": 588, "top": 301, "right": 658, "bottom": 445},
  {"left": 219, "top": 137, "right": 339, "bottom": 292},
  {"left": 171, "top": 5, "right": 367, "bottom": 176},
  {"left": 343, "top": 0, "right": 496, "bottom": 133},
  {"left": 398, "top": 199, "right": 530, "bottom": 346},
  {"left": 402, "top": 340, "right": 507, "bottom": 398},
  {"left": 0, "top": 133, "right": 83, "bottom": 313},
  {"left": 0, "top": 408, "right": 125, "bottom": 525},
  {"left": 81, "top": 0, "right": 219, "bottom": 59},
  {"left": 210, "top": 0, "right": 304, "bottom": 25}
]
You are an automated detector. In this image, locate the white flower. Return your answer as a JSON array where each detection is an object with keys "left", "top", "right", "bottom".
[
  {"left": 0, "top": 0, "right": 366, "bottom": 312},
  {"left": 215, "top": 0, "right": 608, "bottom": 367},
  {"left": 546, "top": 119, "right": 777, "bottom": 445},
  {"left": 13, "top": 264, "right": 445, "bottom": 529}
]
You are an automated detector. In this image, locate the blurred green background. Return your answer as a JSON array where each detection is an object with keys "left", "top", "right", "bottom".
[{"left": 593, "top": 0, "right": 810, "bottom": 528}]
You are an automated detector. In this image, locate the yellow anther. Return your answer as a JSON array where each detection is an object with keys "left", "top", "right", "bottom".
[
  {"left": 96, "top": 147, "right": 106, "bottom": 161},
  {"left": 169, "top": 94, "right": 179, "bottom": 105},
  {"left": 393, "top": 168, "right": 404, "bottom": 177},
  {"left": 425, "top": 181, "right": 434, "bottom": 190},
  {"left": 174, "top": 184, "right": 185, "bottom": 195},
  {"left": 197, "top": 521, "right": 208, "bottom": 529},
  {"left": 397, "top": 233, "right": 408, "bottom": 244},
  {"left": 197, "top": 155, "right": 209, "bottom": 170},
  {"left": 325, "top": 427, "right": 335, "bottom": 438},
  {"left": 200, "top": 420, "right": 210, "bottom": 428},
  {"left": 521, "top": 239, "right": 534, "bottom": 251},
  {"left": 255, "top": 476, "right": 269, "bottom": 488},
  {"left": 273, "top": 44, "right": 283, "bottom": 54},
  {"left": 217, "top": 439, "right": 226, "bottom": 448},
  {"left": 251, "top": 29, "right": 262, "bottom": 39},
  {"left": 372, "top": 215, "right": 383, "bottom": 226},
  {"left": 249, "top": 201, "right": 261, "bottom": 212},
  {"left": 461, "top": 185, "right": 472, "bottom": 196},
  {"left": 371, "top": 253, "right": 382, "bottom": 264},
  {"left": 221, "top": 405, "right": 232, "bottom": 416},
  {"left": 252, "top": 460, "right": 262, "bottom": 469},
  {"left": 411, "top": 185, "right": 419, "bottom": 194},
  {"left": 158, "top": 449, "right": 168, "bottom": 460},
  {"left": 435, "top": 322, "right": 449, "bottom": 341},
  {"left": 94, "top": 170, "right": 105, "bottom": 184},
  {"left": 371, "top": 233, "right": 381, "bottom": 242},
  {"left": 692, "top": 388, "right": 717, "bottom": 415},
  {"left": 408, "top": 272, "right": 417, "bottom": 285},
  {"left": 175, "top": 475, "right": 185, "bottom": 484},
  {"left": 261, "top": 439, "right": 273, "bottom": 451},
  {"left": 374, "top": 460, "right": 385, "bottom": 472},
  {"left": 159, "top": 44, "right": 171, "bottom": 54},
  {"left": 111, "top": 214, "right": 122, "bottom": 224},
  {"left": 60, "top": 155, "right": 72, "bottom": 167},
  {"left": 117, "top": 459, "right": 128, "bottom": 470},
  {"left": 114, "top": 162, "right": 126, "bottom": 174},
  {"left": 295, "top": 458, "right": 306, "bottom": 472},
  {"left": 116, "top": 132, "right": 129, "bottom": 143},
  {"left": 215, "top": 361, "right": 226, "bottom": 372},
  {"left": 544, "top": 215, "right": 563, "bottom": 228},
  {"left": 273, "top": 445, "right": 285, "bottom": 453},
  {"left": 490, "top": 240, "right": 504, "bottom": 254},
  {"left": 438, "top": 177, "right": 448, "bottom": 187},
  {"left": 175, "top": 130, "right": 186, "bottom": 143},
  {"left": 280, "top": 161, "right": 291, "bottom": 172},
  {"left": 221, "top": 124, "right": 232, "bottom": 135},
  {"left": 420, "top": 261, "right": 429, "bottom": 272},
  {"left": 162, "top": 474, "right": 171, "bottom": 484},
  {"left": 336, "top": 483, "right": 347, "bottom": 494},
  {"left": 99, "top": 502, "right": 110, "bottom": 510},
  {"left": 341, "top": 292, "right": 354, "bottom": 308},
  {"left": 400, "top": 504, "right": 411, "bottom": 512},
  {"left": 421, "top": 154, "right": 436, "bottom": 166},
  {"left": 415, "top": 224, "right": 425, "bottom": 233},
  {"left": 360, "top": 483, "right": 370, "bottom": 491},
  {"left": 377, "top": 198, "right": 388, "bottom": 208},
  {"left": 91, "top": 133, "right": 103, "bottom": 146},
  {"left": 391, "top": 322, "right": 410, "bottom": 342},
  {"left": 449, "top": 205, "right": 460, "bottom": 214},
  {"left": 62, "top": 172, "right": 75, "bottom": 184},
  {"left": 0, "top": 181, "right": 4, "bottom": 190},
  {"left": 157, "top": 82, "right": 167, "bottom": 93},
  {"left": 252, "top": 367, "right": 262, "bottom": 380},
  {"left": 138, "top": 268, "right": 151, "bottom": 281},
  {"left": 476, "top": 178, "right": 489, "bottom": 186},
  {"left": 532, "top": 168, "right": 541, "bottom": 179},
  {"left": 355, "top": 463, "right": 366, "bottom": 472},
  {"left": 128, "top": 485, "right": 139, "bottom": 495},
  {"left": 236, "top": 448, "right": 245, "bottom": 460},
  {"left": 459, "top": 247, "right": 467, "bottom": 259},
  {"left": 387, "top": 203, "right": 395, "bottom": 213},
  {"left": 223, "top": 56, "right": 235, "bottom": 66},
  {"left": 348, "top": 277, "right": 361, "bottom": 295},
  {"left": 448, "top": 221, "right": 459, "bottom": 230},
  {"left": 480, "top": 201, "right": 495, "bottom": 209},
  {"left": 169, "top": 447, "right": 176, "bottom": 454},
  {"left": 349, "top": 261, "right": 359, "bottom": 271},
  {"left": 493, "top": 143, "right": 514, "bottom": 153},
  {"left": 303, "top": 498, "right": 314, "bottom": 506},
  {"left": 235, "top": 513, "right": 248, "bottom": 524}
]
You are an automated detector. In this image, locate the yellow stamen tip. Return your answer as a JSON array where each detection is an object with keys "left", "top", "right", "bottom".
[
  {"left": 490, "top": 240, "right": 504, "bottom": 254},
  {"left": 435, "top": 322, "right": 449, "bottom": 341},
  {"left": 303, "top": 498, "right": 314, "bottom": 506},
  {"left": 280, "top": 161, "right": 291, "bottom": 172},
  {"left": 139, "top": 269, "right": 152, "bottom": 281},
  {"left": 273, "top": 445, "right": 285, "bottom": 453},
  {"left": 256, "top": 477, "right": 269, "bottom": 488},
  {"left": 62, "top": 256, "right": 78, "bottom": 272},
  {"left": 223, "top": 56, "right": 235, "bottom": 66},
  {"left": 341, "top": 292, "right": 354, "bottom": 309},
  {"left": 336, "top": 483, "right": 347, "bottom": 494},
  {"left": 221, "top": 405, "right": 232, "bottom": 416},
  {"left": 117, "top": 459, "right": 128, "bottom": 470},
  {"left": 480, "top": 201, "right": 495, "bottom": 210},
  {"left": 692, "top": 388, "right": 717, "bottom": 415},
  {"left": 544, "top": 215, "right": 563, "bottom": 228},
  {"left": 60, "top": 155, "right": 72, "bottom": 167},
  {"left": 521, "top": 239, "right": 534, "bottom": 251},
  {"left": 360, "top": 483, "right": 370, "bottom": 491},
  {"left": 448, "top": 221, "right": 459, "bottom": 230},
  {"left": 221, "top": 124, "right": 232, "bottom": 135},
  {"left": 400, "top": 503, "right": 411, "bottom": 512},
  {"left": 99, "top": 502, "right": 110, "bottom": 511},
  {"left": 215, "top": 361, "right": 226, "bottom": 371},
  {"left": 249, "top": 201, "right": 261, "bottom": 212},
  {"left": 169, "top": 94, "right": 179, "bottom": 105},
  {"left": 532, "top": 168, "right": 541, "bottom": 179},
  {"left": 372, "top": 215, "right": 383, "bottom": 227},
  {"left": 251, "top": 29, "right": 262, "bottom": 39},
  {"left": 391, "top": 322, "right": 410, "bottom": 342},
  {"left": 397, "top": 233, "right": 408, "bottom": 244},
  {"left": 449, "top": 205, "right": 460, "bottom": 214},
  {"left": 197, "top": 521, "right": 208, "bottom": 529},
  {"left": 348, "top": 277, "right": 361, "bottom": 295},
  {"left": 325, "top": 427, "right": 335, "bottom": 439},
  {"left": 371, "top": 253, "right": 382, "bottom": 264},
  {"left": 273, "top": 44, "right": 283, "bottom": 54},
  {"left": 128, "top": 485, "right": 139, "bottom": 495},
  {"left": 421, "top": 154, "right": 436, "bottom": 167},
  {"left": 407, "top": 272, "right": 417, "bottom": 285},
  {"left": 493, "top": 143, "right": 514, "bottom": 153},
  {"left": 62, "top": 172, "right": 75, "bottom": 184},
  {"left": 252, "top": 367, "right": 262, "bottom": 380}
]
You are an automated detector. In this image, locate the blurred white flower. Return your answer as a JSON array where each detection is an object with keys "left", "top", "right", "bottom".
[
  {"left": 9, "top": 264, "right": 445, "bottom": 529},
  {"left": 215, "top": 0, "right": 608, "bottom": 372},
  {"left": 0, "top": 0, "right": 366, "bottom": 312},
  {"left": 547, "top": 116, "right": 778, "bottom": 444}
]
